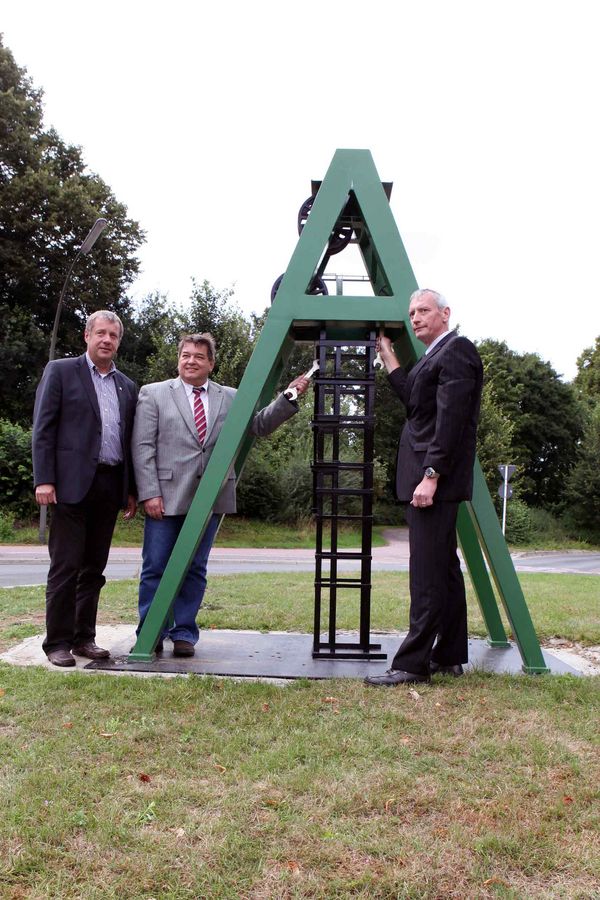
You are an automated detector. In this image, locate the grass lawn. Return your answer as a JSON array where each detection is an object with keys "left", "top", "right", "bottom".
[
  {"left": 1, "top": 572, "right": 599, "bottom": 652},
  {"left": 1, "top": 571, "right": 599, "bottom": 898},
  {"left": 6, "top": 516, "right": 388, "bottom": 550}
]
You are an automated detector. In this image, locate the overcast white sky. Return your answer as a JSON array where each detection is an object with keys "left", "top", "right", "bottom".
[{"left": 3, "top": 1, "right": 599, "bottom": 380}]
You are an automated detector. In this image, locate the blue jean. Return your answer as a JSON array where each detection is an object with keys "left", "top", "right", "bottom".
[{"left": 138, "top": 513, "right": 221, "bottom": 644}]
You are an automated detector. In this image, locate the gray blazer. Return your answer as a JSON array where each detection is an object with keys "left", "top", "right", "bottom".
[{"left": 132, "top": 377, "right": 297, "bottom": 515}]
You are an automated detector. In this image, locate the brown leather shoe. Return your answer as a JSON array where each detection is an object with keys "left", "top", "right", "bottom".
[
  {"left": 173, "top": 639, "right": 195, "bottom": 657},
  {"left": 47, "top": 648, "right": 75, "bottom": 667},
  {"left": 72, "top": 641, "right": 110, "bottom": 660}
]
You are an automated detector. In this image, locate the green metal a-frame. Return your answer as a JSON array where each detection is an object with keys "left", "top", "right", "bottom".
[{"left": 129, "top": 149, "right": 549, "bottom": 674}]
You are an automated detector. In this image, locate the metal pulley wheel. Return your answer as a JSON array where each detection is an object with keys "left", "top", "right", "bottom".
[
  {"left": 297, "top": 196, "right": 353, "bottom": 255},
  {"left": 270, "top": 273, "right": 328, "bottom": 302}
]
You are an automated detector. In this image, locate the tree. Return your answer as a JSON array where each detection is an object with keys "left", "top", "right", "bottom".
[
  {"left": 118, "top": 292, "right": 183, "bottom": 386},
  {"left": 563, "top": 402, "right": 600, "bottom": 540},
  {"left": 133, "top": 281, "right": 256, "bottom": 388},
  {"left": 185, "top": 280, "right": 254, "bottom": 388},
  {"left": 574, "top": 336, "right": 600, "bottom": 407},
  {"left": 476, "top": 339, "right": 583, "bottom": 508},
  {"left": 476, "top": 376, "right": 515, "bottom": 497},
  {"left": 0, "top": 36, "right": 144, "bottom": 422}
]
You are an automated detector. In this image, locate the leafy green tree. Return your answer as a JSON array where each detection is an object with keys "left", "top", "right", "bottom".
[
  {"left": 186, "top": 280, "right": 254, "bottom": 388},
  {"left": 563, "top": 402, "right": 600, "bottom": 540},
  {"left": 118, "top": 292, "right": 183, "bottom": 386},
  {"left": 136, "top": 281, "right": 255, "bottom": 387},
  {"left": 476, "top": 339, "right": 583, "bottom": 508},
  {"left": 476, "top": 376, "right": 515, "bottom": 497},
  {"left": 0, "top": 36, "right": 144, "bottom": 422},
  {"left": 574, "top": 336, "right": 600, "bottom": 407}
]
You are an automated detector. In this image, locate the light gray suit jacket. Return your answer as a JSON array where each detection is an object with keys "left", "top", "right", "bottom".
[{"left": 132, "top": 377, "right": 298, "bottom": 515}]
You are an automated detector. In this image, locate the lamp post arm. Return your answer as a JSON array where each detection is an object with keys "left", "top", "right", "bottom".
[{"left": 48, "top": 250, "right": 82, "bottom": 362}]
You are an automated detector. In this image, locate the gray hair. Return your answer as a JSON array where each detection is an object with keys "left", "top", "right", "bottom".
[
  {"left": 409, "top": 288, "right": 448, "bottom": 310},
  {"left": 177, "top": 332, "right": 217, "bottom": 361},
  {"left": 85, "top": 310, "right": 124, "bottom": 339}
]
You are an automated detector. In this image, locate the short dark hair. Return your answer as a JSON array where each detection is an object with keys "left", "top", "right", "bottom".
[{"left": 177, "top": 332, "right": 216, "bottom": 361}]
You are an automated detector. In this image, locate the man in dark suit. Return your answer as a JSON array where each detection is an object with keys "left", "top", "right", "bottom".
[
  {"left": 32, "top": 311, "right": 137, "bottom": 667},
  {"left": 365, "top": 289, "right": 483, "bottom": 686}
]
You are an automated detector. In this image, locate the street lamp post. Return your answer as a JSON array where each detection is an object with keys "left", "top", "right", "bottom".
[{"left": 38, "top": 218, "right": 108, "bottom": 543}]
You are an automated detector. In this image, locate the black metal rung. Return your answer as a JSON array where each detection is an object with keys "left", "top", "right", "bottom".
[
  {"left": 312, "top": 643, "right": 386, "bottom": 660},
  {"left": 312, "top": 461, "right": 373, "bottom": 471},
  {"left": 314, "top": 487, "right": 372, "bottom": 497},
  {"left": 312, "top": 411, "right": 373, "bottom": 420},
  {"left": 316, "top": 579, "right": 371, "bottom": 588},
  {"left": 316, "top": 550, "right": 368, "bottom": 559},
  {"left": 314, "top": 513, "right": 371, "bottom": 521}
]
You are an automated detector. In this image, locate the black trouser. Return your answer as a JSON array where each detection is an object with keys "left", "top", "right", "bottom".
[
  {"left": 391, "top": 501, "right": 468, "bottom": 676},
  {"left": 43, "top": 465, "right": 123, "bottom": 654}
]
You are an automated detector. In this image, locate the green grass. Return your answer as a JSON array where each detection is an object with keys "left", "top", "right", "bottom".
[
  {"left": 1, "top": 573, "right": 599, "bottom": 897},
  {"left": 0, "top": 666, "right": 598, "bottom": 898},
  {"left": 5, "top": 516, "right": 387, "bottom": 549}
]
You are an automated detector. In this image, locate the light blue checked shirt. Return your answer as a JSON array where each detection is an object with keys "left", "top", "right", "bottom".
[{"left": 85, "top": 353, "right": 123, "bottom": 465}]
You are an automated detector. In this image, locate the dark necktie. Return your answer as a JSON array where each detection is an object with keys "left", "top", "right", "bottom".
[{"left": 192, "top": 386, "right": 207, "bottom": 443}]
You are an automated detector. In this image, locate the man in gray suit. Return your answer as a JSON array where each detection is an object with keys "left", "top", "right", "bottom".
[{"left": 132, "top": 332, "right": 309, "bottom": 656}]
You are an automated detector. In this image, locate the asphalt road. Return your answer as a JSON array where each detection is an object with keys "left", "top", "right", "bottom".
[{"left": 1, "top": 536, "right": 599, "bottom": 587}]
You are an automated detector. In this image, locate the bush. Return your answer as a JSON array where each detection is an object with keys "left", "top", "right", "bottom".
[
  {"left": 526, "top": 507, "right": 573, "bottom": 545},
  {"left": 237, "top": 454, "right": 285, "bottom": 521},
  {"left": 504, "top": 498, "right": 534, "bottom": 544},
  {"left": 0, "top": 419, "right": 36, "bottom": 519},
  {"left": 0, "top": 509, "right": 15, "bottom": 541}
]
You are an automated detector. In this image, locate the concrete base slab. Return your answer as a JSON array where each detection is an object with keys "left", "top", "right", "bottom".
[{"left": 0, "top": 625, "right": 584, "bottom": 678}]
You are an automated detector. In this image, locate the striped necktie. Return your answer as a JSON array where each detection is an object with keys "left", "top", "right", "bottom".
[{"left": 192, "top": 386, "right": 207, "bottom": 443}]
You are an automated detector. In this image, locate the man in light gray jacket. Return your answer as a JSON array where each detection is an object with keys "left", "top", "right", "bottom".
[{"left": 132, "top": 332, "right": 309, "bottom": 656}]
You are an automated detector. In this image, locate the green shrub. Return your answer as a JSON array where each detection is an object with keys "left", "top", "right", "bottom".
[
  {"left": 0, "top": 419, "right": 36, "bottom": 518},
  {"left": 0, "top": 508, "right": 15, "bottom": 541},
  {"left": 504, "top": 497, "right": 534, "bottom": 544}
]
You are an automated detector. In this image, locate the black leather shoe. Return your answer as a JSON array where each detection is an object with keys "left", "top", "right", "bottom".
[
  {"left": 364, "top": 669, "right": 430, "bottom": 687},
  {"left": 47, "top": 648, "right": 75, "bottom": 667},
  {"left": 173, "top": 640, "right": 195, "bottom": 657},
  {"left": 71, "top": 641, "right": 110, "bottom": 660},
  {"left": 430, "top": 662, "right": 464, "bottom": 677}
]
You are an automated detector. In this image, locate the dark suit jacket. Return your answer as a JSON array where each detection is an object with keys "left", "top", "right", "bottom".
[
  {"left": 32, "top": 354, "right": 137, "bottom": 506},
  {"left": 389, "top": 331, "right": 483, "bottom": 502}
]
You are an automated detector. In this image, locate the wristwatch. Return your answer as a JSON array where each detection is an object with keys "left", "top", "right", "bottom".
[{"left": 424, "top": 467, "right": 439, "bottom": 479}]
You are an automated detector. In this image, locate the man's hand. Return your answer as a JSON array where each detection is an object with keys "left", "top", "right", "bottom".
[
  {"left": 123, "top": 495, "right": 137, "bottom": 520},
  {"left": 285, "top": 375, "right": 310, "bottom": 398},
  {"left": 410, "top": 476, "right": 438, "bottom": 508},
  {"left": 144, "top": 497, "right": 165, "bottom": 520},
  {"left": 375, "top": 336, "right": 401, "bottom": 374},
  {"left": 35, "top": 484, "right": 56, "bottom": 505}
]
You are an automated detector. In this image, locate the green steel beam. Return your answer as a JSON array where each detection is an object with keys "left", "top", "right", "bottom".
[
  {"left": 129, "top": 149, "right": 548, "bottom": 674},
  {"left": 457, "top": 503, "right": 509, "bottom": 647},
  {"left": 466, "top": 462, "right": 549, "bottom": 673}
]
